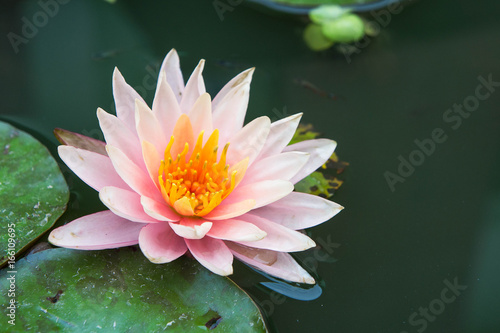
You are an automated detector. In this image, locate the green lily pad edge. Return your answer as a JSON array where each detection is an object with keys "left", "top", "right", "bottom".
[
  {"left": 0, "top": 247, "right": 268, "bottom": 332},
  {"left": 0, "top": 120, "right": 69, "bottom": 267}
]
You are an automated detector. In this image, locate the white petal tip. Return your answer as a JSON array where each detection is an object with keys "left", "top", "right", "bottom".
[
  {"left": 220, "top": 265, "right": 233, "bottom": 276},
  {"left": 302, "top": 276, "right": 316, "bottom": 284}
]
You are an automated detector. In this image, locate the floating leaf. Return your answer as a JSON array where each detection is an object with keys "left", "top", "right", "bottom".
[
  {"left": 309, "top": 5, "right": 351, "bottom": 24},
  {"left": 0, "top": 121, "right": 69, "bottom": 267},
  {"left": 303, "top": 23, "right": 335, "bottom": 51},
  {"left": 268, "top": 0, "right": 384, "bottom": 5},
  {"left": 0, "top": 247, "right": 267, "bottom": 332}
]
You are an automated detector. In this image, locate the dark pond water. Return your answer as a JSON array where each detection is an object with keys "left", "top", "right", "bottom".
[{"left": 1, "top": 0, "right": 500, "bottom": 332}]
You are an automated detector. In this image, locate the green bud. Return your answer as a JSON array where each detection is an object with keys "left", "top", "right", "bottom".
[
  {"left": 303, "top": 23, "right": 335, "bottom": 51},
  {"left": 321, "top": 14, "right": 365, "bottom": 43},
  {"left": 309, "top": 5, "right": 351, "bottom": 25}
]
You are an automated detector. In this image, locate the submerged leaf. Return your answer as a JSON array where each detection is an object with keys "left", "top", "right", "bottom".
[
  {"left": 290, "top": 124, "right": 348, "bottom": 196},
  {"left": 0, "top": 121, "right": 69, "bottom": 267},
  {"left": 295, "top": 171, "right": 343, "bottom": 197},
  {"left": 0, "top": 247, "right": 267, "bottom": 332}
]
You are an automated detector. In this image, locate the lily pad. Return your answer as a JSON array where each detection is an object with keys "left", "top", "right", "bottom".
[
  {"left": 0, "top": 121, "right": 69, "bottom": 267},
  {"left": 0, "top": 247, "right": 267, "bottom": 332}
]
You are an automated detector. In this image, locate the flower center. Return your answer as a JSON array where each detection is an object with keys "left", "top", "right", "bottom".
[{"left": 158, "top": 129, "right": 237, "bottom": 216}]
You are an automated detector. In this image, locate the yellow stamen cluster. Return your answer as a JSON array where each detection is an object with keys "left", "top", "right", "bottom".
[{"left": 159, "top": 130, "right": 236, "bottom": 216}]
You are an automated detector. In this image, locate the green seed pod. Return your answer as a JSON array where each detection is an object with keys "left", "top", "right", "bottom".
[
  {"left": 321, "top": 14, "right": 365, "bottom": 43},
  {"left": 303, "top": 23, "right": 335, "bottom": 51}
]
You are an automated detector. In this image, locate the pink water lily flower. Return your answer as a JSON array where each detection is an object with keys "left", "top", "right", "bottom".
[{"left": 49, "top": 49, "right": 343, "bottom": 284}]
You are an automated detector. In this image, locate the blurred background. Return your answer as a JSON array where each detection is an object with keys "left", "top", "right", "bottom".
[{"left": 1, "top": 0, "right": 500, "bottom": 332}]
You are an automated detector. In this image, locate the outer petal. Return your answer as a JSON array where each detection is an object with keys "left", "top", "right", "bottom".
[
  {"left": 257, "top": 113, "right": 302, "bottom": 159},
  {"left": 227, "top": 242, "right": 315, "bottom": 284},
  {"left": 207, "top": 219, "right": 267, "bottom": 242},
  {"left": 159, "top": 49, "right": 185, "bottom": 103},
  {"left": 152, "top": 71, "right": 182, "bottom": 137},
  {"left": 223, "top": 180, "right": 294, "bottom": 209},
  {"left": 54, "top": 128, "right": 107, "bottom": 156},
  {"left": 241, "top": 151, "right": 310, "bottom": 185},
  {"left": 212, "top": 68, "right": 254, "bottom": 143},
  {"left": 48, "top": 211, "right": 144, "bottom": 250},
  {"left": 179, "top": 60, "right": 206, "bottom": 113},
  {"left": 185, "top": 238, "right": 233, "bottom": 276},
  {"left": 58, "top": 146, "right": 129, "bottom": 192},
  {"left": 251, "top": 192, "right": 344, "bottom": 230},
  {"left": 236, "top": 214, "right": 316, "bottom": 252},
  {"left": 139, "top": 222, "right": 187, "bottom": 263},
  {"left": 225, "top": 116, "right": 271, "bottom": 166},
  {"left": 112, "top": 67, "right": 145, "bottom": 135},
  {"left": 106, "top": 145, "right": 162, "bottom": 202},
  {"left": 284, "top": 139, "right": 337, "bottom": 184},
  {"left": 97, "top": 108, "right": 146, "bottom": 171},
  {"left": 140, "top": 196, "right": 180, "bottom": 222},
  {"left": 99, "top": 186, "right": 158, "bottom": 223},
  {"left": 169, "top": 217, "right": 212, "bottom": 239}
]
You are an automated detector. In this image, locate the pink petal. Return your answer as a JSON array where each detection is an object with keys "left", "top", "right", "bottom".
[
  {"left": 185, "top": 238, "right": 233, "bottom": 276},
  {"left": 99, "top": 186, "right": 158, "bottom": 223},
  {"left": 207, "top": 219, "right": 267, "bottom": 242},
  {"left": 284, "top": 139, "right": 337, "bottom": 184},
  {"left": 169, "top": 217, "right": 212, "bottom": 239},
  {"left": 224, "top": 180, "right": 294, "bottom": 209},
  {"left": 227, "top": 242, "right": 315, "bottom": 284},
  {"left": 54, "top": 128, "right": 107, "bottom": 156},
  {"left": 112, "top": 67, "right": 145, "bottom": 135},
  {"left": 236, "top": 214, "right": 316, "bottom": 252},
  {"left": 212, "top": 68, "right": 254, "bottom": 143},
  {"left": 135, "top": 100, "right": 167, "bottom": 155},
  {"left": 257, "top": 113, "right": 302, "bottom": 159},
  {"left": 138, "top": 222, "right": 187, "bottom": 263},
  {"left": 179, "top": 60, "right": 205, "bottom": 113},
  {"left": 140, "top": 196, "right": 180, "bottom": 222},
  {"left": 58, "top": 146, "right": 129, "bottom": 192},
  {"left": 48, "top": 211, "right": 144, "bottom": 250},
  {"left": 152, "top": 71, "right": 182, "bottom": 137},
  {"left": 141, "top": 141, "right": 161, "bottom": 188},
  {"left": 226, "top": 116, "right": 271, "bottom": 166},
  {"left": 159, "top": 49, "right": 185, "bottom": 103},
  {"left": 106, "top": 145, "right": 163, "bottom": 202},
  {"left": 170, "top": 114, "right": 195, "bottom": 157},
  {"left": 251, "top": 192, "right": 343, "bottom": 230},
  {"left": 241, "top": 151, "right": 310, "bottom": 185},
  {"left": 97, "top": 108, "right": 146, "bottom": 171},
  {"left": 188, "top": 93, "right": 213, "bottom": 137},
  {"left": 203, "top": 199, "right": 256, "bottom": 220}
]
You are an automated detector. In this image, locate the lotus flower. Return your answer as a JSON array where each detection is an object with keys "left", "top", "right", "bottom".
[{"left": 49, "top": 49, "right": 343, "bottom": 284}]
